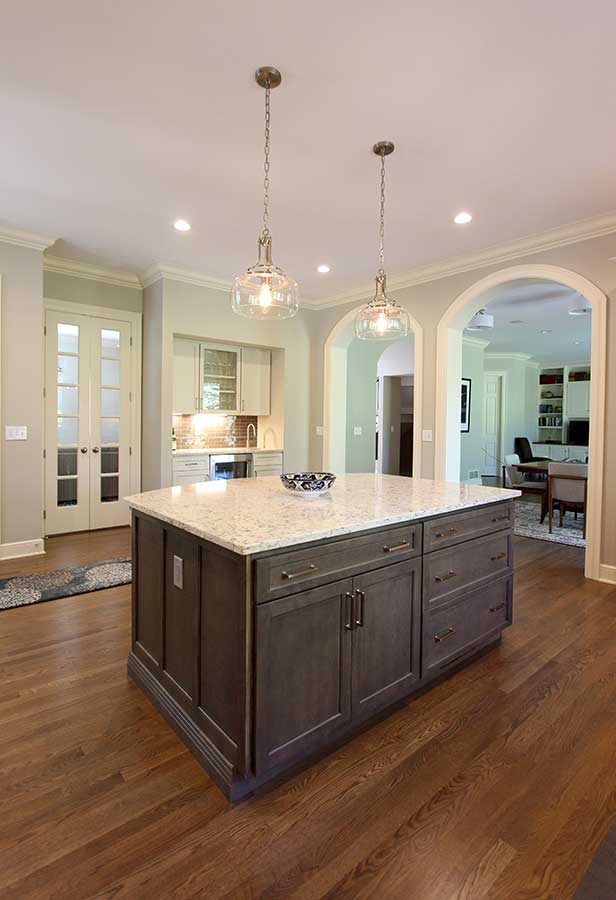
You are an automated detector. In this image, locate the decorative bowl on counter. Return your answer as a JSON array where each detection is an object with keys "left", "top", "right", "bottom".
[{"left": 280, "top": 472, "right": 336, "bottom": 494}]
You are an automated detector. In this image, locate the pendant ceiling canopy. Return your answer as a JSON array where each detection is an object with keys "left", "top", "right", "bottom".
[{"left": 231, "top": 67, "right": 299, "bottom": 320}]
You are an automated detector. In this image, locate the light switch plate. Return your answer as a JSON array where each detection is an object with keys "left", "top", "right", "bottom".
[
  {"left": 315, "top": 425, "right": 324, "bottom": 436},
  {"left": 422, "top": 429, "right": 433, "bottom": 442},
  {"left": 353, "top": 426, "right": 362, "bottom": 436},
  {"left": 5, "top": 426, "right": 27, "bottom": 441},
  {"left": 173, "top": 555, "right": 184, "bottom": 590}
]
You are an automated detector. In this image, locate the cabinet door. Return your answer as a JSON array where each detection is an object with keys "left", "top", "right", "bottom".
[
  {"left": 255, "top": 579, "right": 353, "bottom": 774},
  {"left": 351, "top": 560, "right": 421, "bottom": 721},
  {"left": 566, "top": 381, "right": 591, "bottom": 418},
  {"left": 240, "top": 347, "right": 271, "bottom": 415},
  {"left": 172, "top": 472, "right": 209, "bottom": 486},
  {"left": 162, "top": 529, "right": 200, "bottom": 706},
  {"left": 173, "top": 339, "right": 199, "bottom": 414},
  {"left": 199, "top": 343, "right": 241, "bottom": 413}
]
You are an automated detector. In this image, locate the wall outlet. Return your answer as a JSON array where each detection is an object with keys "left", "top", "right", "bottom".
[
  {"left": 173, "top": 555, "right": 184, "bottom": 590},
  {"left": 315, "top": 425, "right": 324, "bottom": 436},
  {"left": 5, "top": 426, "right": 27, "bottom": 441},
  {"left": 353, "top": 426, "right": 362, "bottom": 436},
  {"left": 422, "top": 429, "right": 433, "bottom": 442}
]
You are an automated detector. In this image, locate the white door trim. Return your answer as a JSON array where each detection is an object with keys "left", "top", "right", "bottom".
[
  {"left": 44, "top": 298, "right": 142, "bottom": 504},
  {"left": 322, "top": 305, "right": 423, "bottom": 477},
  {"left": 434, "top": 263, "right": 606, "bottom": 582}
]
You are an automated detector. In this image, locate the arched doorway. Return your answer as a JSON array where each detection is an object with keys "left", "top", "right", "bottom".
[
  {"left": 434, "top": 264, "right": 606, "bottom": 580},
  {"left": 323, "top": 304, "right": 424, "bottom": 476}
]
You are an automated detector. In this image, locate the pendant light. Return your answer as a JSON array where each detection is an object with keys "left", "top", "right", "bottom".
[
  {"left": 466, "top": 308, "right": 494, "bottom": 331},
  {"left": 355, "top": 141, "right": 411, "bottom": 340},
  {"left": 231, "top": 67, "right": 299, "bottom": 320}
]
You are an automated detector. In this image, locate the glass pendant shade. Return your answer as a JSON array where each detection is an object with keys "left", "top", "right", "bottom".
[
  {"left": 231, "top": 236, "right": 299, "bottom": 319},
  {"left": 355, "top": 274, "right": 411, "bottom": 340}
]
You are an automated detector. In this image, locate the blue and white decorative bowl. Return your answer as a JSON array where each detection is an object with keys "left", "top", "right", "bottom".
[{"left": 280, "top": 472, "right": 336, "bottom": 494}]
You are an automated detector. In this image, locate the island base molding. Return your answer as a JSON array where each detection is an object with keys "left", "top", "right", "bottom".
[{"left": 129, "top": 498, "right": 515, "bottom": 802}]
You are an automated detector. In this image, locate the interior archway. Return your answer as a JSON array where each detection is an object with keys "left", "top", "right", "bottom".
[
  {"left": 434, "top": 264, "right": 606, "bottom": 580},
  {"left": 323, "top": 305, "right": 424, "bottom": 477}
]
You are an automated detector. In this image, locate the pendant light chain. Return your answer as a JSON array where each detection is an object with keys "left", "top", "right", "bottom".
[
  {"left": 262, "top": 83, "right": 271, "bottom": 239},
  {"left": 378, "top": 152, "right": 386, "bottom": 277}
]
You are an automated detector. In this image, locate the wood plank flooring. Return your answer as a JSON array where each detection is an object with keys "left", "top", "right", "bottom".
[{"left": 1, "top": 529, "right": 615, "bottom": 899}]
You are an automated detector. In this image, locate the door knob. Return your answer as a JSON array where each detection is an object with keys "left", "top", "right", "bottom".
[
  {"left": 80, "top": 446, "right": 88, "bottom": 454},
  {"left": 92, "top": 446, "right": 100, "bottom": 454}
]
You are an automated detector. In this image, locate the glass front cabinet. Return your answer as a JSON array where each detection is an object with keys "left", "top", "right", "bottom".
[{"left": 199, "top": 343, "right": 241, "bottom": 414}]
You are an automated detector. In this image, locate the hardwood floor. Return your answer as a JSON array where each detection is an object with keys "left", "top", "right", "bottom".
[{"left": 1, "top": 530, "right": 615, "bottom": 899}]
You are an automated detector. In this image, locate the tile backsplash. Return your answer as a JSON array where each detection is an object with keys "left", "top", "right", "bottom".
[{"left": 173, "top": 414, "right": 258, "bottom": 450}]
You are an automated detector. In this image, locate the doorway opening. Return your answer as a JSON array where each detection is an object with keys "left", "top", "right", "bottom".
[
  {"left": 323, "top": 305, "right": 423, "bottom": 476},
  {"left": 435, "top": 264, "right": 606, "bottom": 580}
]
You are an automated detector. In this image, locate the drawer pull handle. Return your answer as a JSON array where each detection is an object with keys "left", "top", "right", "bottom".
[
  {"left": 354, "top": 590, "right": 365, "bottom": 627},
  {"left": 435, "top": 570, "right": 456, "bottom": 583},
  {"left": 492, "top": 514, "right": 509, "bottom": 523},
  {"left": 490, "top": 552, "right": 506, "bottom": 561},
  {"left": 434, "top": 626, "right": 456, "bottom": 643},
  {"left": 490, "top": 602, "right": 506, "bottom": 613},
  {"left": 281, "top": 564, "right": 317, "bottom": 580},
  {"left": 435, "top": 527, "right": 457, "bottom": 539},
  {"left": 344, "top": 592, "right": 354, "bottom": 631},
  {"left": 383, "top": 541, "right": 410, "bottom": 553}
]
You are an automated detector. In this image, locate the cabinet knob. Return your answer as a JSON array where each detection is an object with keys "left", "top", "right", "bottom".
[
  {"left": 92, "top": 447, "right": 100, "bottom": 454},
  {"left": 80, "top": 446, "right": 88, "bottom": 454}
]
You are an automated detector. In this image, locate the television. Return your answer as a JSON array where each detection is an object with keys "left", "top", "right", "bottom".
[{"left": 568, "top": 419, "right": 589, "bottom": 446}]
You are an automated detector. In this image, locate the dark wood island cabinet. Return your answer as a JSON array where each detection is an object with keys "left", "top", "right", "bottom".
[{"left": 127, "top": 475, "right": 518, "bottom": 801}]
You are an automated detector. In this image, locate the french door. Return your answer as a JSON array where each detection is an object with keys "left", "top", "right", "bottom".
[{"left": 45, "top": 310, "right": 132, "bottom": 535}]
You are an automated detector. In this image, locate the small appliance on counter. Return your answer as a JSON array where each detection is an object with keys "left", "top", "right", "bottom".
[{"left": 209, "top": 453, "right": 252, "bottom": 480}]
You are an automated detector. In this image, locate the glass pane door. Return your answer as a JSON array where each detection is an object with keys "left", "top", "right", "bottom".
[
  {"left": 89, "top": 319, "right": 131, "bottom": 529},
  {"left": 44, "top": 312, "right": 92, "bottom": 534},
  {"left": 199, "top": 344, "right": 241, "bottom": 413}
]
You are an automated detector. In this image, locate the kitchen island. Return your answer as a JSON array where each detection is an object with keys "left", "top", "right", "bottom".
[{"left": 126, "top": 474, "right": 519, "bottom": 801}]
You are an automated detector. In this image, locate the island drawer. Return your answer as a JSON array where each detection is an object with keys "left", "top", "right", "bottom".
[
  {"left": 424, "top": 502, "right": 513, "bottom": 553},
  {"left": 423, "top": 530, "right": 512, "bottom": 611},
  {"left": 422, "top": 575, "right": 512, "bottom": 677},
  {"left": 255, "top": 523, "right": 422, "bottom": 603}
]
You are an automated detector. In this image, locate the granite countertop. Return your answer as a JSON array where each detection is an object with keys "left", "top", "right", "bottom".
[
  {"left": 126, "top": 474, "right": 520, "bottom": 556},
  {"left": 173, "top": 447, "right": 284, "bottom": 457}
]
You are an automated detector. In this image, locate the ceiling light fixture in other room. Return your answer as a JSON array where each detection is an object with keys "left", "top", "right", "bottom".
[
  {"left": 568, "top": 294, "right": 592, "bottom": 316},
  {"left": 356, "top": 142, "right": 411, "bottom": 341},
  {"left": 540, "top": 329, "right": 552, "bottom": 334},
  {"left": 174, "top": 219, "right": 191, "bottom": 232},
  {"left": 466, "top": 308, "right": 494, "bottom": 331},
  {"left": 454, "top": 211, "right": 473, "bottom": 225},
  {"left": 231, "top": 66, "right": 298, "bottom": 320},
  {"left": 317, "top": 264, "right": 331, "bottom": 273}
]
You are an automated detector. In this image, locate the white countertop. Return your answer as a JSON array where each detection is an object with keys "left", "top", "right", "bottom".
[
  {"left": 173, "top": 447, "right": 283, "bottom": 457},
  {"left": 126, "top": 474, "right": 519, "bottom": 556}
]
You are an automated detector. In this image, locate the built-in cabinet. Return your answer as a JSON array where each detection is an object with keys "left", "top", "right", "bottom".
[
  {"left": 173, "top": 338, "right": 271, "bottom": 416},
  {"left": 533, "top": 443, "right": 588, "bottom": 461},
  {"left": 172, "top": 450, "right": 283, "bottom": 486},
  {"left": 566, "top": 380, "right": 591, "bottom": 418}
]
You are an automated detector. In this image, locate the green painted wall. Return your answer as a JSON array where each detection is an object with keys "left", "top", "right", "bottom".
[
  {"left": 345, "top": 338, "right": 395, "bottom": 472},
  {"left": 44, "top": 271, "right": 143, "bottom": 312}
]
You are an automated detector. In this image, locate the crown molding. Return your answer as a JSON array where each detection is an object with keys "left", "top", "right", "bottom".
[
  {"left": 484, "top": 351, "right": 534, "bottom": 361},
  {"left": 0, "top": 224, "right": 56, "bottom": 252},
  {"left": 462, "top": 335, "right": 491, "bottom": 349},
  {"left": 141, "top": 264, "right": 231, "bottom": 291},
  {"left": 44, "top": 255, "right": 141, "bottom": 289},
  {"left": 313, "top": 211, "right": 616, "bottom": 310}
]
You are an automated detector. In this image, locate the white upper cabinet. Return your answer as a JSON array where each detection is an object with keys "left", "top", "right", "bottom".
[
  {"left": 566, "top": 380, "right": 591, "bottom": 418},
  {"left": 172, "top": 339, "right": 271, "bottom": 416},
  {"left": 240, "top": 347, "right": 271, "bottom": 416},
  {"left": 173, "top": 338, "right": 199, "bottom": 413}
]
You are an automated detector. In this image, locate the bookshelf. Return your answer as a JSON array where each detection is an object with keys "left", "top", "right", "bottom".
[{"left": 537, "top": 363, "right": 590, "bottom": 442}]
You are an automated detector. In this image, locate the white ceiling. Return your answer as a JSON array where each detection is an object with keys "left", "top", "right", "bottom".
[
  {"left": 3, "top": 1, "right": 616, "bottom": 300},
  {"left": 466, "top": 279, "right": 592, "bottom": 363}
]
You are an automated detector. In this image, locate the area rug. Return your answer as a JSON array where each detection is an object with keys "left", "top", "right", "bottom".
[
  {"left": 0, "top": 559, "right": 131, "bottom": 611},
  {"left": 573, "top": 816, "right": 616, "bottom": 898},
  {"left": 514, "top": 499, "right": 585, "bottom": 548}
]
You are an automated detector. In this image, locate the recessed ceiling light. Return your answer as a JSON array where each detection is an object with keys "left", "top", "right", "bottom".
[
  {"left": 540, "top": 329, "right": 552, "bottom": 334},
  {"left": 509, "top": 319, "right": 526, "bottom": 325},
  {"left": 454, "top": 211, "right": 473, "bottom": 225},
  {"left": 173, "top": 219, "right": 191, "bottom": 232},
  {"left": 317, "top": 264, "right": 331, "bottom": 273},
  {"left": 574, "top": 340, "right": 583, "bottom": 345}
]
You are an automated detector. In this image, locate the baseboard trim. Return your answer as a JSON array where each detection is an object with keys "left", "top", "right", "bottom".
[
  {"left": 598, "top": 564, "right": 616, "bottom": 585},
  {"left": 0, "top": 539, "right": 45, "bottom": 560}
]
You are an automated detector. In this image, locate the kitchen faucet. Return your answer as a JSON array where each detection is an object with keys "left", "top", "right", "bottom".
[{"left": 246, "top": 423, "right": 257, "bottom": 448}]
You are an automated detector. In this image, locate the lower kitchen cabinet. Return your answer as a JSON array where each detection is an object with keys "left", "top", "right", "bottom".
[
  {"left": 254, "top": 559, "right": 420, "bottom": 773},
  {"left": 255, "top": 579, "right": 353, "bottom": 773}
]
